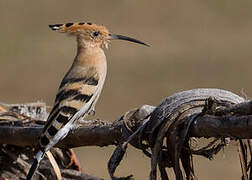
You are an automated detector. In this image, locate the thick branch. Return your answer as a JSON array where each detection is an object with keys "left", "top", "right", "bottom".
[
  {"left": 1, "top": 105, "right": 252, "bottom": 149},
  {"left": 1, "top": 88, "right": 252, "bottom": 180},
  {"left": 190, "top": 114, "right": 252, "bottom": 139},
  {"left": 0, "top": 121, "right": 123, "bottom": 148},
  {"left": 0, "top": 105, "right": 155, "bottom": 149}
]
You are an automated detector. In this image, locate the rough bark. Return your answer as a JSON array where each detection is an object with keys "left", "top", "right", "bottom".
[
  {"left": 2, "top": 109, "right": 252, "bottom": 148},
  {"left": 0, "top": 88, "right": 252, "bottom": 180}
]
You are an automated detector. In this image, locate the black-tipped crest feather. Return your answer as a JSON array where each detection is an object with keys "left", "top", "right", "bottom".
[{"left": 48, "top": 24, "right": 63, "bottom": 31}]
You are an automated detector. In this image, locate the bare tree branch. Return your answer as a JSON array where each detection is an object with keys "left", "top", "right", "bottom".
[
  {"left": 190, "top": 114, "right": 252, "bottom": 139},
  {"left": 2, "top": 103, "right": 252, "bottom": 149},
  {"left": 1, "top": 88, "right": 252, "bottom": 180},
  {"left": 0, "top": 120, "right": 123, "bottom": 148}
]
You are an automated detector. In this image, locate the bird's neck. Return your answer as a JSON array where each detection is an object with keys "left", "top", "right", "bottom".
[
  {"left": 75, "top": 46, "right": 106, "bottom": 67},
  {"left": 70, "top": 43, "right": 107, "bottom": 83}
]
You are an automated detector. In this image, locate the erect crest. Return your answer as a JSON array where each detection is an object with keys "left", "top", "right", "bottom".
[{"left": 48, "top": 22, "right": 109, "bottom": 37}]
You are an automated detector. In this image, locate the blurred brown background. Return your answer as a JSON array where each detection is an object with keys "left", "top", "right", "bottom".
[{"left": 0, "top": 0, "right": 251, "bottom": 179}]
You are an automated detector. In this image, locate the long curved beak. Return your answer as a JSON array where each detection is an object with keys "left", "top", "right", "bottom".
[{"left": 109, "top": 34, "right": 150, "bottom": 47}]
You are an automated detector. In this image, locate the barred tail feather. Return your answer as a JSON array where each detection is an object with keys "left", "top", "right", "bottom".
[{"left": 26, "top": 150, "right": 45, "bottom": 180}]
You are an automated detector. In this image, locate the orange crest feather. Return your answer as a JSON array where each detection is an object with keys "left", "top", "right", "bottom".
[{"left": 48, "top": 22, "right": 109, "bottom": 36}]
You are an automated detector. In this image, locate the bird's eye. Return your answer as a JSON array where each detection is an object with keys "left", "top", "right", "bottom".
[{"left": 92, "top": 31, "right": 99, "bottom": 37}]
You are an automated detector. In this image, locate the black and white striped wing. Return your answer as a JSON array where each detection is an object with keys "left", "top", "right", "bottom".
[{"left": 39, "top": 75, "right": 99, "bottom": 148}]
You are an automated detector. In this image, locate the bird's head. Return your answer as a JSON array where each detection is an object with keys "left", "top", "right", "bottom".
[{"left": 49, "top": 22, "right": 149, "bottom": 48}]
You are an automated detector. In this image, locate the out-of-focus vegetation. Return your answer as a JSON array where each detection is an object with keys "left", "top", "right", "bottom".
[{"left": 0, "top": 0, "right": 251, "bottom": 179}]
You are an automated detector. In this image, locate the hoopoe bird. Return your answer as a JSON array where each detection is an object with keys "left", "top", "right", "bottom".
[{"left": 26, "top": 22, "right": 149, "bottom": 180}]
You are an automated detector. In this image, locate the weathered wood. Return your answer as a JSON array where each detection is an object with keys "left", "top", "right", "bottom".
[
  {"left": 1, "top": 88, "right": 252, "bottom": 180},
  {"left": 0, "top": 145, "right": 104, "bottom": 180},
  {"left": 190, "top": 114, "right": 252, "bottom": 138},
  {"left": 3, "top": 104, "right": 252, "bottom": 149}
]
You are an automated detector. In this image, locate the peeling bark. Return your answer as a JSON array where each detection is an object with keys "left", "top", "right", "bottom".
[{"left": 1, "top": 88, "right": 252, "bottom": 180}]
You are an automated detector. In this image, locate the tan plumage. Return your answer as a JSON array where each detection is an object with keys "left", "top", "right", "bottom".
[
  {"left": 41, "top": 47, "right": 106, "bottom": 147},
  {"left": 26, "top": 21, "right": 149, "bottom": 180}
]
